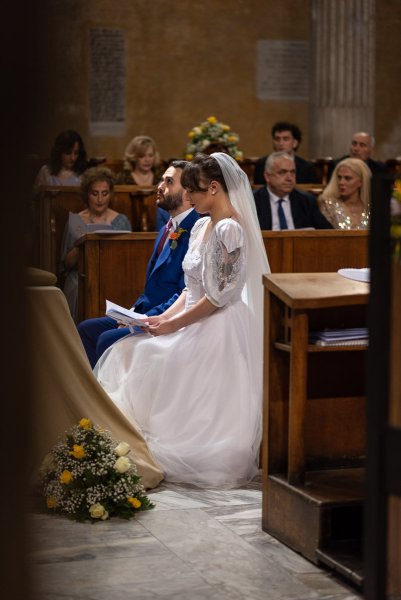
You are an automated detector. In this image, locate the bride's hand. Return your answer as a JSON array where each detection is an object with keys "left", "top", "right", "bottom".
[
  {"left": 145, "top": 314, "right": 167, "bottom": 327},
  {"left": 148, "top": 318, "right": 179, "bottom": 336}
]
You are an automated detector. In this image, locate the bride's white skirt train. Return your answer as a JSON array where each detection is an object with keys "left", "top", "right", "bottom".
[{"left": 95, "top": 301, "right": 262, "bottom": 489}]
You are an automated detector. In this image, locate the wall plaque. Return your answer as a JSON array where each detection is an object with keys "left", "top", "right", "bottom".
[
  {"left": 89, "top": 28, "right": 125, "bottom": 136},
  {"left": 257, "top": 40, "right": 310, "bottom": 101}
]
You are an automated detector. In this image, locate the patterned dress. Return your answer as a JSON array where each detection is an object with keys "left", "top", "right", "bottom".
[{"left": 318, "top": 197, "right": 369, "bottom": 230}]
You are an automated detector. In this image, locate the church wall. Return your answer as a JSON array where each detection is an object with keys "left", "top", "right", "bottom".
[
  {"left": 374, "top": 0, "right": 401, "bottom": 159},
  {"left": 28, "top": 0, "right": 399, "bottom": 164}
]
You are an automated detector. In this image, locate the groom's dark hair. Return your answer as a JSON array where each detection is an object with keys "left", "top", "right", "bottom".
[{"left": 169, "top": 159, "right": 189, "bottom": 171}]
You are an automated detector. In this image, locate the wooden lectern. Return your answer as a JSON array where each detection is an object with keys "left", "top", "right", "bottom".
[{"left": 262, "top": 272, "right": 369, "bottom": 586}]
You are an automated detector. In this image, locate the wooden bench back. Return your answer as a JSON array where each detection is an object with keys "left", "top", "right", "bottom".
[
  {"left": 262, "top": 229, "right": 368, "bottom": 274},
  {"left": 75, "top": 229, "right": 369, "bottom": 321}
]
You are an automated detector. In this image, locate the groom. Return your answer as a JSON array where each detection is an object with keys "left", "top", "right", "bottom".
[{"left": 77, "top": 160, "right": 200, "bottom": 368}]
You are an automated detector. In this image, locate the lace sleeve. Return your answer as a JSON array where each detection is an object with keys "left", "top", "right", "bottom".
[{"left": 203, "top": 219, "right": 246, "bottom": 307}]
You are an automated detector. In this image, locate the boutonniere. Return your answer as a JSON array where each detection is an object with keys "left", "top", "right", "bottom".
[{"left": 169, "top": 227, "right": 187, "bottom": 249}]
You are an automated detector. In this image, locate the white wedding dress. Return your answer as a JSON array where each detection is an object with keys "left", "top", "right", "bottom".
[{"left": 95, "top": 216, "right": 263, "bottom": 488}]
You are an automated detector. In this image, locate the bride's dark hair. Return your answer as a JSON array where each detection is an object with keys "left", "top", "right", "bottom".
[{"left": 180, "top": 153, "right": 228, "bottom": 193}]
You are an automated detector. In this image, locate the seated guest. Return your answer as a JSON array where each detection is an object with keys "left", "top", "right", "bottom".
[
  {"left": 77, "top": 160, "right": 200, "bottom": 368},
  {"left": 116, "top": 134, "right": 168, "bottom": 228},
  {"left": 253, "top": 121, "right": 318, "bottom": 185},
  {"left": 328, "top": 131, "right": 388, "bottom": 181},
  {"left": 33, "top": 129, "right": 88, "bottom": 191},
  {"left": 116, "top": 135, "right": 163, "bottom": 186},
  {"left": 60, "top": 166, "right": 132, "bottom": 322},
  {"left": 318, "top": 158, "right": 371, "bottom": 229},
  {"left": 253, "top": 152, "right": 333, "bottom": 230}
]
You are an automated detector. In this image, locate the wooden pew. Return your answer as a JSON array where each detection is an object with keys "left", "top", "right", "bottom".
[
  {"left": 262, "top": 229, "right": 368, "bottom": 273},
  {"left": 76, "top": 232, "right": 156, "bottom": 321},
  {"left": 311, "top": 157, "right": 334, "bottom": 185},
  {"left": 32, "top": 184, "right": 159, "bottom": 274},
  {"left": 238, "top": 157, "right": 259, "bottom": 184},
  {"left": 295, "top": 183, "right": 324, "bottom": 198},
  {"left": 76, "top": 230, "right": 369, "bottom": 322}
]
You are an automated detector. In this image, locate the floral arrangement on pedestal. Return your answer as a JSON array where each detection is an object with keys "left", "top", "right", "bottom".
[
  {"left": 184, "top": 116, "right": 243, "bottom": 161},
  {"left": 40, "top": 418, "right": 154, "bottom": 522}
]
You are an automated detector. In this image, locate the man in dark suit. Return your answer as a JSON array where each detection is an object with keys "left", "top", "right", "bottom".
[
  {"left": 77, "top": 160, "right": 200, "bottom": 368},
  {"left": 253, "top": 121, "right": 318, "bottom": 185},
  {"left": 327, "top": 131, "right": 389, "bottom": 181},
  {"left": 253, "top": 152, "right": 333, "bottom": 230}
]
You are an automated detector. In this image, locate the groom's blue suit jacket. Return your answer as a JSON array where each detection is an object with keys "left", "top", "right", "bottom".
[{"left": 133, "top": 209, "right": 200, "bottom": 316}]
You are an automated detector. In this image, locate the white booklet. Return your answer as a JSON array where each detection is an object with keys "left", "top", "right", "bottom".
[
  {"left": 105, "top": 300, "right": 149, "bottom": 328},
  {"left": 337, "top": 267, "right": 370, "bottom": 283}
]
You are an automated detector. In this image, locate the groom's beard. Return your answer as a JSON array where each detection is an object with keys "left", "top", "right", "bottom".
[{"left": 157, "top": 191, "right": 183, "bottom": 212}]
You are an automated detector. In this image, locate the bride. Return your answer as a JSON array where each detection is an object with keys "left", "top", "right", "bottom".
[{"left": 95, "top": 152, "right": 270, "bottom": 488}]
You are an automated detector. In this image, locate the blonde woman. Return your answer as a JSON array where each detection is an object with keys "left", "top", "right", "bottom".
[
  {"left": 116, "top": 135, "right": 162, "bottom": 186},
  {"left": 318, "top": 158, "right": 371, "bottom": 229}
]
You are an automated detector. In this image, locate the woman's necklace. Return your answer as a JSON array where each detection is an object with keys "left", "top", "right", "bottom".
[
  {"left": 133, "top": 169, "right": 153, "bottom": 185},
  {"left": 88, "top": 212, "right": 108, "bottom": 224},
  {"left": 343, "top": 197, "right": 363, "bottom": 217},
  {"left": 59, "top": 168, "right": 74, "bottom": 181}
]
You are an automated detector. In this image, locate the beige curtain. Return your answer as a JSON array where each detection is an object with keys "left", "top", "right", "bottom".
[{"left": 27, "top": 268, "right": 163, "bottom": 490}]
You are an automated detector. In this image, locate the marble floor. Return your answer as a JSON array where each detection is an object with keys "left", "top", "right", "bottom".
[{"left": 29, "top": 475, "right": 362, "bottom": 600}]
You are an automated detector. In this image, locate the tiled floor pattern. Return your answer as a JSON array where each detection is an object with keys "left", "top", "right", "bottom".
[{"left": 29, "top": 476, "right": 362, "bottom": 599}]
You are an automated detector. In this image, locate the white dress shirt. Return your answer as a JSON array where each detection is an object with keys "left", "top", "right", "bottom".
[{"left": 268, "top": 190, "right": 295, "bottom": 230}]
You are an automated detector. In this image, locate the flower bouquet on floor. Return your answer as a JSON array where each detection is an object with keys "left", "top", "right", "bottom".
[{"left": 40, "top": 418, "right": 154, "bottom": 522}]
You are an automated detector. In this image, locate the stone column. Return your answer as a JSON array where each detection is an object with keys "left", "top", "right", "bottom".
[{"left": 310, "top": 0, "right": 375, "bottom": 158}]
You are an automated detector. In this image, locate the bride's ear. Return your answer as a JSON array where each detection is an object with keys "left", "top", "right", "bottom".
[{"left": 210, "top": 181, "right": 219, "bottom": 196}]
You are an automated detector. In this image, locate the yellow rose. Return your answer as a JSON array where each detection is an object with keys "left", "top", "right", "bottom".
[
  {"left": 222, "top": 124, "right": 230, "bottom": 131},
  {"left": 115, "top": 456, "right": 131, "bottom": 473},
  {"left": 207, "top": 116, "right": 218, "bottom": 124},
  {"left": 79, "top": 418, "right": 92, "bottom": 429},
  {"left": 115, "top": 442, "right": 131, "bottom": 457},
  {"left": 188, "top": 131, "right": 195, "bottom": 138},
  {"left": 70, "top": 444, "right": 86, "bottom": 459},
  {"left": 89, "top": 503, "right": 109, "bottom": 520},
  {"left": 391, "top": 224, "right": 401, "bottom": 238},
  {"left": 185, "top": 154, "right": 194, "bottom": 161},
  {"left": 60, "top": 470, "right": 73, "bottom": 484},
  {"left": 128, "top": 497, "right": 142, "bottom": 509},
  {"left": 228, "top": 135, "right": 238, "bottom": 143},
  {"left": 393, "top": 180, "right": 401, "bottom": 203},
  {"left": 46, "top": 496, "right": 57, "bottom": 509}
]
